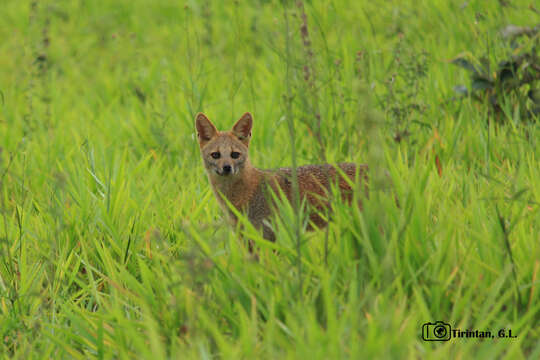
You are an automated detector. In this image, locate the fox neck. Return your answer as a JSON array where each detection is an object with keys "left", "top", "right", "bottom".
[{"left": 207, "top": 160, "right": 261, "bottom": 208}]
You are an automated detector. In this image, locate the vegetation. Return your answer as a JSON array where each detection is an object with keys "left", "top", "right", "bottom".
[{"left": 0, "top": 0, "right": 538, "bottom": 358}]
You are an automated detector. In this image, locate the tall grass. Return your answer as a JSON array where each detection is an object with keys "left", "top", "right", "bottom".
[{"left": 0, "top": 0, "right": 539, "bottom": 358}]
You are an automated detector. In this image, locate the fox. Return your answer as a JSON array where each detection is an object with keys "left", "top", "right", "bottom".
[{"left": 195, "top": 112, "right": 368, "bottom": 244}]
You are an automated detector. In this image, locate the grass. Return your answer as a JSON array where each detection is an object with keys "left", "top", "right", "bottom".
[{"left": 0, "top": 0, "right": 539, "bottom": 358}]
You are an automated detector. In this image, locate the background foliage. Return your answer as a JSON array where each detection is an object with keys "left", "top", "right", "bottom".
[{"left": 0, "top": 0, "right": 539, "bottom": 358}]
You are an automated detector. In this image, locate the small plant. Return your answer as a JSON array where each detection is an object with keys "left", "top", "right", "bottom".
[
  {"left": 379, "top": 35, "right": 430, "bottom": 144},
  {"left": 451, "top": 23, "right": 540, "bottom": 121}
]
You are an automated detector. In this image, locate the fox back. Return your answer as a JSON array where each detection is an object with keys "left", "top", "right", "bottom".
[{"left": 195, "top": 112, "right": 368, "bottom": 243}]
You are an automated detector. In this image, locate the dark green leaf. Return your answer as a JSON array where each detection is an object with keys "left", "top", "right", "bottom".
[
  {"left": 451, "top": 56, "right": 480, "bottom": 74},
  {"left": 498, "top": 60, "right": 519, "bottom": 71},
  {"left": 498, "top": 60, "right": 519, "bottom": 83},
  {"left": 471, "top": 76, "right": 493, "bottom": 91},
  {"left": 528, "top": 89, "right": 540, "bottom": 104},
  {"left": 498, "top": 68, "right": 514, "bottom": 83}
]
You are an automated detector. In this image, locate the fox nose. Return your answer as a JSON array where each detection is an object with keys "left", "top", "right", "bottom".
[{"left": 222, "top": 165, "right": 232, "bottom": 174}]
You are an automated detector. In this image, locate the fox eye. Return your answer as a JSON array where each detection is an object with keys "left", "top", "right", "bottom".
[
  {"left": 231, "top": 151, "right": 241, "bottom": 159},
  {"left": 210, "top": 152, "right": 221, "bottom": 159}
]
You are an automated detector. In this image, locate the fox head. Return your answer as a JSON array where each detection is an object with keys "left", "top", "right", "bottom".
[{"left": 195, "top": 112, "right": 252, "bottom": 177}]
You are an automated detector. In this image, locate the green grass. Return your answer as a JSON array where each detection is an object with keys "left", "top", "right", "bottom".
[{"left": 1, "top": 0, "right": 539, "bottom": 358}]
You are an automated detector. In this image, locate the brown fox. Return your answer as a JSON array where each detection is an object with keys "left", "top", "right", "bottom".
[{"left": 195, "top": 112, "right": 368, "bottom": 243}]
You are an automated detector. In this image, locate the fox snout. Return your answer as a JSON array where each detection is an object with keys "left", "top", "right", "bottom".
[
  {"left": 208, "top": 158, "right": 243, "bottom": 176},
  {"left": 205, "top": 155, "right": 244, "bottom": 177},
  {"left": 217, "top": 164, "right": 233, "bottom": 176},
  {"left": 222, "top": 164, "right": 232, "bottom": 174}
]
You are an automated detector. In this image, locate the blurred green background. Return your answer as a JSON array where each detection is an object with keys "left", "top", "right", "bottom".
[{"left": 0, "top": 0, "right": 538, "bottom": 358}]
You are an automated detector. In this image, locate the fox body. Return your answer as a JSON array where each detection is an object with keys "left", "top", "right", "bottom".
[{"left": 195, "top": 112, "right": 367, "bottom": 242}]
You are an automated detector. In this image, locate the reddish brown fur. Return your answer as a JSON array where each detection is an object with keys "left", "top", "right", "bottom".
[{"left": 195, "top": 112, "right": 368, "bottom": 242}]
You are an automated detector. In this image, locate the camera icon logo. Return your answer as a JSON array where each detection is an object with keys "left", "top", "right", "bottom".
[{"left": 422, "top": 321, "right": 451, "bottom": 341}]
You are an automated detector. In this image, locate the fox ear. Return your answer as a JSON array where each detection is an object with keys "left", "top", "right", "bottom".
[
  {"left": 195, "top": 113, "right": 218, "bottom": 146},
  {"left": 231, "top": 112, "right": 253, "bottom": 146}
]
